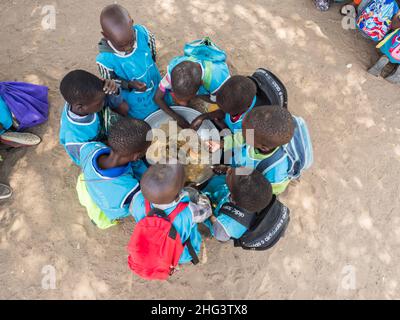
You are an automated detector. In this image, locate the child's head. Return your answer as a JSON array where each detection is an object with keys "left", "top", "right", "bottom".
[
  {"left": 108, "top": 118, "right": 152, "bottom": 162},
  {"left": 216, "top": 75, "right": 257, "bottom": 116},
  {"left": 242, "top": 105, "right": 295, "bottom": 154},
  {"left": 60, "top": 70, "right": 106, "bottom": 116},
  {"left": 100, "top": 4, "right": 135, "bottom": 55},
  {"left": 226, "top": 168, "right": 273, "bottom": 213},
  {"left": 141, "top": 164, "right": 186, "bottom": 205},
  {"left": 171, "top": 61, "right": 202, "bottom": 105}
]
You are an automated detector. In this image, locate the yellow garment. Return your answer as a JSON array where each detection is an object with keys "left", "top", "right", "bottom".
[
  {"left": 76, "top": 174, "right": 118, "bottom": 230},
  {"left": 208, "top": 104, "right": 219, "bottom": 112}
]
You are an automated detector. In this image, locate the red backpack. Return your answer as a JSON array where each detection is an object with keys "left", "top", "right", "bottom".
[{"left": 127, "top": 200, "right": 199, "bottom": 281}]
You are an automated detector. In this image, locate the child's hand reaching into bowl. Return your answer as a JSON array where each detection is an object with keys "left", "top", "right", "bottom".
[{"left": 205, "top": 140, "right": 223, "bottom": 153}]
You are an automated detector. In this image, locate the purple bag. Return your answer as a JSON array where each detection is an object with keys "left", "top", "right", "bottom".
[{"left": 0, "top": 82, "right": 49, "bottom": 131}]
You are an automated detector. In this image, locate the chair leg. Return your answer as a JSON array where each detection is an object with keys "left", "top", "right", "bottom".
[{"left": 368, "top": 55, "right": 389, "bottom": 77}]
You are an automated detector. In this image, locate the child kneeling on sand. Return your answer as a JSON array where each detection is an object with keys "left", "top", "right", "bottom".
[
  {"left": 96, "top": 4, "right": 161, "bottom": 120},
  {"left": 209, "top": 105, "right": 313, "bottom": 195},
  {"left": 154, "top": 38, "right": 231, "bottom": 128},
  {"left": 59, "top": 70, "right": 129, "bottom": 165},
  {"left": 190, "top": 71, "right": 288, "bottom": 133},
  {"left": 203, "top": 168, "right": 290, "bottom": 250},
  {"left": 128, "top": 164, "right": 212, "bottom": 280},
  {"left": 77, "top": 118, "right": 150, "bottom": 229}
]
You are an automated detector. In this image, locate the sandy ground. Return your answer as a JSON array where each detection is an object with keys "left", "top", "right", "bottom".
[{"left": 1, "top": 0, "right": 400, "bottom": 300}]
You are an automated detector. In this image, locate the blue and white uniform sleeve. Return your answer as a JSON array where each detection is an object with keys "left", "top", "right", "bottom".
[
  {"left": 65, "top": 142, "right": 85, "bottom": 164},
  {"left": 140, "top": 25, "right": 157, "bottom": 62},
  {"left": 147, "top": 30, "right": 157, "bottom": 62},
  {"left": 129, "top": 191, "right": 146, "bottom": 222},
  {"left": 97, "top": 59, "right": 114, "bottom": 80},
  {"left": 212, "top": 214, "right": 248, "bottom": 241}
]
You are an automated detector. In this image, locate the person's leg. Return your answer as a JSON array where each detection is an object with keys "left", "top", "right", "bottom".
[
  {"left": 368, "top": 55, "right": 390, "bottom": 77},
  {"left": 0, "top": 131, "right": 41, "bottom": 147},
  {"left": 0, "top": 183, "right": 12, "bottom": 200}
]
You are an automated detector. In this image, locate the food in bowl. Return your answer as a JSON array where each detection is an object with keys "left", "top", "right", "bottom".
[{"left": 146, "top": 121, "right": 213, "bottom": 184}]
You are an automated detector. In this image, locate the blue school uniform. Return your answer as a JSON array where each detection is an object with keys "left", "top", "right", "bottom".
[
  {"left": 226, "top": 115, "right": 312, "bottom": 194},
  {"left": 0, "top": 96, "right": 13, "bottom": 134},
  {"left": 130, "top": 191, "right": 202, "bottom": 264},
  {"left": 224, "top": 96, "right": 257, "bottom": 133},
  {"left": 202, "top": 176, "right": 247, "bottom": 241},
  {"left": 96, "top": 25, "right": 161, "bottom": 120},
  {"left": 80, "top": 142, "right": 144, "bottom": 221},
  {"left": 59, "top": 93, "right": 123, "bottom": 165},
  {"left": 160, "top": 56, "right": 230, "bottom": 102}
]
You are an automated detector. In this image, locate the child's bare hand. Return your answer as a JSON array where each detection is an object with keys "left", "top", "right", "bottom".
[
  {"left": 205, "top": 140, "right": 222, "bottom": 153},
  {"left": 129, "top": 80, "right": 147, "bottom": 92},
  {"left": 103, "top": 79, "right": 118, "bottom": 95}
]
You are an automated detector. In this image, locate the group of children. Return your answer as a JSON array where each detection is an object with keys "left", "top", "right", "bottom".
[{"left": 59, "top": 4, "right": 313, "bottom": 280}]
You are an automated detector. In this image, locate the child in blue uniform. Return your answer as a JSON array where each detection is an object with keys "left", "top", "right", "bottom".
[
  {"left": 210, "top": 105, "right": 313, "bottom": 195},
  {"left": 79, "top": 118, "right": 151, "bottom": 223},
  {"left": 59, "top": 70, "right": 129, "bottom": 165},
  {"left": 154, "top": 51, "right": 230, "bottom": 128},
  {"left": 204, "top": 168, "right": 273, "bottom": 242},
  {"left": 130, "top": 164, "right": 212, "bottom": 264},
  {"left": 190, "top": 75, "right": 258, "bottom": 133},
  {"left": 96, "top": 4, "right": 161, "bottom": 120}
]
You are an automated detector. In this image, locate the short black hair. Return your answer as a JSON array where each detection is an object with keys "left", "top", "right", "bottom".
[
  {"left": 171, "top": 61, "right": 202, "bottom": 98},
  {"left": 244, "top": 105, "right": 295, "bottom": 149},
  {"left": 217, "top": 75, "right": 257, "bottom": 115},
  {"left": 60, "top": 70, "right": 103, "bottom": 105},
  {"left": 108, "top": 118, "right": 152, "bottom": 155},
  {"left": 230, "top": 169, "right": 273, "bottom": 213},
  {"left": 100, "top": 4, "right": 131, "bottom": 30},
  {"left": 141, "top": 164, "right": 185, "bottom": 204}
]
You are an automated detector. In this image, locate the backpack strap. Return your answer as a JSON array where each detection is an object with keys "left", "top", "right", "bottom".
[
  {"left": 255, "top": 147, "right": 287, "bottom": 176},
  {"left": 145, "top": 200, "right": 152, "bottom": 215},
  {"left": 184, "top": 239, "right": 200, "bottom": 265},
  {"left": 219, "top": 202, "right": 256, "bottom": 229},
  {"left": 170, "top": 202, "right": 200, "bottom": 265},
  {"left": 143, "top": 200, "right": 199, "bottom": 265},
  {"left": 168, "top": 202, "right": 189, "bottom": 222}
]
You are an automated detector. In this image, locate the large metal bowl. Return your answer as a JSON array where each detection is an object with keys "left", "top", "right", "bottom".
[
  {"left": 145, "top": 106, "right": 216, "bottom": 187},
  {"left": 145, "top": 106, "right": 218, "bottom": 141}
]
